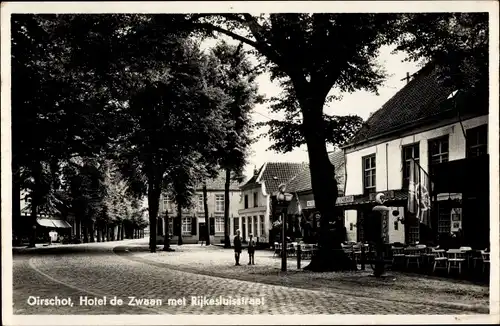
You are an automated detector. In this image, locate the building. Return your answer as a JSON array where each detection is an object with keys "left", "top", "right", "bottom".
[
  {"left": 285, "top": 151, "right": 355, "bottom": 241},
  {"left": 340, "top": 63, "right": 489, "bottom": 247},
  {"left": 238, "top": 162, "right": 308, "bottom": 244},
  {"left": 158, "top": 172, "right": 242, "bottom": 244}
]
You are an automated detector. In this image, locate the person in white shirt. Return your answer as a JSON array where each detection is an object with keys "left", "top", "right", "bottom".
[{"left": 49, "top": 230, "right": 58, "bottom": 245}]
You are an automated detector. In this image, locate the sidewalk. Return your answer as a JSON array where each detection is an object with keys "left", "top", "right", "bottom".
[
  {"left": 12, "top": 238, "right": 145, "bottom": 253},
  {"left": 124, "top": 243, "right": 490, "bottom": 313}
]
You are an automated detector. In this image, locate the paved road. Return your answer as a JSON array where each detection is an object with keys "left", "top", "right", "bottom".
[{"left": 12, "top": 241, "right": 476, "bottom": 315}]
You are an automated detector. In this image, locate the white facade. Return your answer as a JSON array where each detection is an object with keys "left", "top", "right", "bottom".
[
  {"left": 343, "top": 115, "right": 488, "bottom": 243},
  {"left": 345, "top": 115, "right": 488, "bottom": 196},
  {"left": 237, "top": 183, "right": 270, "bottom": 243}
]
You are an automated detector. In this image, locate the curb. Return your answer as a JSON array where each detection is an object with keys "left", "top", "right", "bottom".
[{"left": 116, "top": 246, "right": 489, "bottom": 314}]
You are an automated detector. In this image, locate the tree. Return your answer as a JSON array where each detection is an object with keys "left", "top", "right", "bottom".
[
  {"left": 209, "top": 41, "right": 261, "bottom": 247},
  {"left": 184, "top": 14, "right": 399, "bottom": 271}
]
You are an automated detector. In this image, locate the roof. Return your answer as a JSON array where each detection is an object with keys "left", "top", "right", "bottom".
[
  {"left": 286, "top": 151, "right": 346, "bottom": 193},
  {"left": 197, "top": 172, "right": 241, "bottom": 191},
  {"left": 345, "top": 63, "right": 485, "bottom": 147},
  {"left": 241, "top": 162, "right": 308, "bottom": 194}
]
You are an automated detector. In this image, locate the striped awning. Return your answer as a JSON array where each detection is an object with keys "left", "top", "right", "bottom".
[{"left": 37, "top": 218, "right": 72, "bottom": 228}]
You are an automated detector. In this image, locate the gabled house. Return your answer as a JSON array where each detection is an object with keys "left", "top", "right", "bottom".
[
  {"left": 340, "top": 63, "right": 489, "bottom": 248},
  {"left": 158, "top": 172, "right": 242, "bottom": 244},
  {"left": 285, "top": 151, "right": 354, "bottom": 240},
  {"left": 238, "top": 162, "right": 308, "bottom": 244}
]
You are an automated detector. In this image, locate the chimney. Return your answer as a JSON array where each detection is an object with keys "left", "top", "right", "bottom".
[{"left": 253, "top": 165, "right": 259, "bottom": 176}]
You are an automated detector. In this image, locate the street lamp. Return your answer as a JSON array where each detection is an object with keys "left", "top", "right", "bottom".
[{"left": 276, "top": 183, "right": 293, "bottom": 272}]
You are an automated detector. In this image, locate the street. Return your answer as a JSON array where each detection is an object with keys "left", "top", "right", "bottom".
[{"left": 11, "top": 240, "right": 489, "bottom": 315}]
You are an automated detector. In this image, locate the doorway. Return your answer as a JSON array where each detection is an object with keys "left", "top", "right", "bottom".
[{"left": 199, "top": 223, "right": 207, "bottom": 241}]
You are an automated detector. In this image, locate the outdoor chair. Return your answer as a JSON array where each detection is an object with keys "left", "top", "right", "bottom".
[
  {"left": 352, "top": 243, "right": 362, "bottom": 263},
  {"left": 273, "top": 242, "right": 281, "bottom": 257},
  {"left": 447, "top": 249, "right": 467, "bottom": 275},
  {"left": 391, "top": 246, "right": 405, "bottom": 268},
  {"left": 404, "top": 247, "right": 422, "bottom": 269},
  {"left": 301, "top": 244, "right": 314, "bottom": 260},
  {"left": 286, "top": 243, "right": 295, "bottom": 257},
  {"left": 432, "top": 249, "right": 448, "bottom": 273},
  {"left": 481, "top": 250, "right": 490, "bottom": 274}
]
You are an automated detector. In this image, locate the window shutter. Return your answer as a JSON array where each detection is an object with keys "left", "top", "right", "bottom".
[
  {"left": 191, "top": 217, "right": 197, "bottom": 235},
  {"left": 209, "top": 217, "right": 215, "bottom": 235}
]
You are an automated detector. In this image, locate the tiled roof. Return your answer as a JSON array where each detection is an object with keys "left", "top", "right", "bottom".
[
  {"left": 346, "top": 63, "right": 480, "bottom": 147},
  {"left": 197, "top": 172, "right": 241, "bottom": 191},
  {"left": 242, "top": 162, "right": 308, "bottom": 194},
  {"left": 286, "top": 151, "right": 346, "bottom": 193}
]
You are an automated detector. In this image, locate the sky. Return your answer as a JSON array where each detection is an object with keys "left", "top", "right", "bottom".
[{"left": 200, "top": 35, "right": 420, "bottom": 181}]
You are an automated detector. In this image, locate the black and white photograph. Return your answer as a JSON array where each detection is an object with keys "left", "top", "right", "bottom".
[{"left": 1, "top": 1, "right": 499, "bottom": 325}]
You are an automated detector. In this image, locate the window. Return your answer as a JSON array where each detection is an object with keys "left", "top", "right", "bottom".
[
  {"left": 408, "top": 224, "right": 419, "bottom": 244},
  {"left": 253, "top": 192, "right": 258, "bottom": 207},
  {"left": 253, "top": 216, "right": 258, "bottom": 236},
  {"left": 437, "top": 205, "right": 451, "bottom": 235},
  {"left": 402, "top": 143, "right": 420, "bottom": 188},
  {"left": 428, "top": 136, "right": 449, "bottom": 165},
  {"left": 163, "top": 198, "right": 173, "bottom": 212},
  {"left": 466, "top": 125, "right": 488, "bottom": 158},
  {"left": 363, "top": 155, "right": 376, "bottom": 193},
  {"left": 181, "top": 217, "right": 192, "bottom": 234},
  {"left": 244, "top": 195, "right": 249, "bottom": 209},
  {"left": 259, "top": 215, "right": 265, "bottom": 236},
  {"left": 215, "top": 194, "right": 224, "bottom": 212},
  {"left": 248, "top": 216, "right": 252, "bottom": 235},
  {"left": 197, "top": 194, "right": 204, "bottom": 213},
  {"left": 215, "top": 217, "right": 224, "bottom": 233},
  {"left": 233, "top": 217, "right": 239, "bottom": 235}
]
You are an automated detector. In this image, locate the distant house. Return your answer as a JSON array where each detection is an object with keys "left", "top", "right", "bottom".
[
  {"left": 285, "top": 151, "right": 353, "bottom": 240},
  {"left": 238, "top": 162, "right": 308, "bottom": 244},
  {"left": 158, "top": 172, "right": 242, "bottom": 245},
  {"left": 340, "top": 63, "right": 489, "bottom": 247}
]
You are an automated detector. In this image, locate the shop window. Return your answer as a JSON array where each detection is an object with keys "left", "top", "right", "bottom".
[
  {"left": 437, "top": 205, "right": 451, "bottom": 235},
  {"left": 402, "top": 143, "right": 420, "bottom": 188},
  {"left": 466, "top": 124, "right": 488, "bottom": 158},
  {"left": 408, "top": 225, "right": 419, "bottom": 244},
  {"left": 363, "top": 155, "right": 376, "bottom": 194},
  {"left": 428, "top": 136, "right": 449, "bottom": 165}
]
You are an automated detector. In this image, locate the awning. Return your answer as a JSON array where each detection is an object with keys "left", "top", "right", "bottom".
[{"left": 37, "top": 218, "right": 72, "bottom": 228}]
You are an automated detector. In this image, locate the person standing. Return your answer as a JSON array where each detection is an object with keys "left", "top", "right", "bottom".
[
  {"left": 247, "top": 234, "right": 256, "bottom": 265},
  {"left": 233, "top": 229, "right": 242, "bottom": 266}
]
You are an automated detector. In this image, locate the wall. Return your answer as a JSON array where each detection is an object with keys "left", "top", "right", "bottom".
[
  {"left": 345, "top": 115, "right": 488, "bottom": 196},
  {"left": 238, "top": 184, "right": 270, "bottom": 242}
]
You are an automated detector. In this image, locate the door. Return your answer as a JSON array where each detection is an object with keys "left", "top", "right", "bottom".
[{"left": 199, "top": 223, "right": 207, "bottom": 241}]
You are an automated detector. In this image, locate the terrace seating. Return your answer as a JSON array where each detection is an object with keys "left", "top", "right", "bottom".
[
  {"left": 391, "top": 246, "right": 405, "bottom": 268},
  {"left": 404, "top": 246, "right": 424, "bottom": 269},
  {"left": 273, "top": 242, "right": 281, "bottom": 257},
  {"left": 447, "top": 249, "right": 467, "bottom": 275},
  {"left": 481, "top": 250, "right": 490, "bottom": 274},
  {"left": 432, "top": 249, "right": 448, "bottom": 273},
  {"left": 301, "top": 243, "right": 314, "bottom": 260}
]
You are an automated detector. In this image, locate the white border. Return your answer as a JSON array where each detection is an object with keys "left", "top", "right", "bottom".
[{"left": 2, "top": 1, "right": 499, "bottom": 325}]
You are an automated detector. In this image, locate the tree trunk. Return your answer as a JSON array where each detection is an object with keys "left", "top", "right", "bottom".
[
  {"left": 177, "top": 202, "right": 183, "bottom": 245},
  {"left": 300, "top": 96, "right": 355, "bottom": 272},
  {"left": 223, "top": 168, "right": 231, "bottom": 248},
  {"left": 89, "top": 222, "right": 95, "bottom": 242},
  {"left": 203, "top": 183, "right": 210, "bottom": 245},
  {"left": 96, "top": 225, "right": 101, "bottom": 242},
  {"left": 147, "top": 182, "right": 161, "bottom": 253},
  {"left": 28, "top": 163, "right": 42, "bottom": 248},
  {"left": 75, "top": 216, "right": 82, "bottom": 241}
]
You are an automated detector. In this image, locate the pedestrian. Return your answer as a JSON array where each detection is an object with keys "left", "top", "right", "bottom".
[
  {"left": 247, "top": 233, "right": 256, "bottom": 265},
  {"left": 233, "top": 229, "right": 242, "bottom": 266}
]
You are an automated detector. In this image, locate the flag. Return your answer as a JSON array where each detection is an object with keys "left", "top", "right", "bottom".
[
  {"left": 295, "top": 192, "right": 302, "bottom": 215},
  {"left": 408, "top": 158, "right": 431, "bottom": 226}
]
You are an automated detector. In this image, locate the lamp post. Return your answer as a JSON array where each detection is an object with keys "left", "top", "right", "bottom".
[{"left": 276, "top": 184, "right": 293, "bottom": 272}]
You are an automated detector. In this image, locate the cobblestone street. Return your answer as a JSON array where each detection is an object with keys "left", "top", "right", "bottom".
[{"left": 12, "top": 240, "right": 489, "bottom": 315}]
